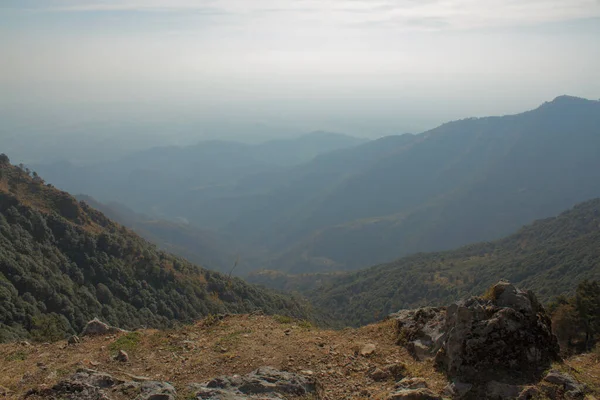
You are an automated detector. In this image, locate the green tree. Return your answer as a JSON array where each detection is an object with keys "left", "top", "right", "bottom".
[
  {"left": 575, "top": 280, "right": 600, "bottom": 349},
  {"left": 552, "top": 303, "right": 581, "bottom": 350}
]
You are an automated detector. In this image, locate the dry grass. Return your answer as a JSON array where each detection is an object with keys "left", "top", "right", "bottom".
[
  {"left": 1, "top": 315, "right": 599, "bottom": 399},
  {"left": 0, "top": 315, "right": 448, "bottom": 399}
]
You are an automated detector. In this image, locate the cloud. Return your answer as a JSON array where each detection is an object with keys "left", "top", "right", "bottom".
[{"left": 3, "top": 0, "right": 600, "bottom": 32}]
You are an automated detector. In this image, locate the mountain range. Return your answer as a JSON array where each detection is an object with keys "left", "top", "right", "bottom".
[
  {"left": 249, "top": 196, "right": 600, "bottom": 326},
  {"left": 33, "top": 96, "right": 600, "bottom": 276}
]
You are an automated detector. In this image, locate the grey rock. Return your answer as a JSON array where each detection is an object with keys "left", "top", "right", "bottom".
[
  {"left": 443, "top": 381, "right": 472, "bottom": 399},
  {"left": 493, "top": 280, "right": 541, "bottom": 313},
  {"left": 544, "top": 370, "right": 586, "bottom": 398},
  {"left": 81, "top": 318, "right": 124, "bottom": 336},
  {"left": 434, "top": 281, "right": 559, "bottom": 381},
  {"left": 137, "top": 381, "right": 176, "bottom": 400},
  {"left": 387, "top": 388, "right": 442, "bottom": 400},
  {"left": 391, "top": 307, "right": 446, "bottom": 360},
  {"left": 69, "top": 368, "right": 125, "bottom": 389},
  {"left": 193, "top": 366, "right": 318, "bottom": 399},
  {"left": 25, "top": 368, "right": 176, "bottom": 400}
]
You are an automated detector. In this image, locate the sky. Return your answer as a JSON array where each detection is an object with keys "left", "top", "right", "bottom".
[{"left": 1, "top": 0, "right": 600, "bottom": 157}]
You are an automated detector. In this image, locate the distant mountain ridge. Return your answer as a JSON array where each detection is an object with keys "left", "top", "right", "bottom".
[
  {"left": 246, "top": 95, "right": 600, "bottom": 271},
  {"left": 34, "top": 131, "right": 367, "bottom": 213},
  {"left": 32, "top": 96, "right": 600, "bottom": 275}
]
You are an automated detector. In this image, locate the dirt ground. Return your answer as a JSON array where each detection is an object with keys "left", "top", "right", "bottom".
[{"left": 1, "top": 314, "right": 599, "bottom": 399}]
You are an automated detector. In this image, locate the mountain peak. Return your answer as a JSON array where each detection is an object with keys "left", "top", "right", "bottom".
[{"left": 543, "top": 95, "right": 597, "bottom": 107}]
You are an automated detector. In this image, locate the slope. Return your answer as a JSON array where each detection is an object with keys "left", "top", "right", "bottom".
[
  {"left": 0, "top": 155, "right": 311, "bottom": 342},
  {"left": 259, "top": 95, "right": 600, "bottom": 272},
  {"left": 74, "top": 195, "right": 257, "bottom": 275},
  {"left": 307, "top": 197, "right": 600, "bottom": 326}
]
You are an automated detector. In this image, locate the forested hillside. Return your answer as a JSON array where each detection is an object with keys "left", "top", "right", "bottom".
[
  {"left": 74, "top": 195, "right": 256, "bottom": 275},
  {"left": 0, "top": 156, "right": 311, "bottom": 342},
  {"left": 254, "top": 197, "right": 600, "bottom": 327},
  {"left": 261, "top": 96, "right": 600, "bottom": 272}
]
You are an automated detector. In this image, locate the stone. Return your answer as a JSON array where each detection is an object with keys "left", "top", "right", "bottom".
[
  {"left": 23, "top": 368, "right": 176, "bottom": 400},
  {"left": 360, "top": 343, "right": 376, "bottom": 356},
  {"left": 433, "top": 281, "right": 559, "bottom": 382},
  {"left": 115, "top": 350, "right": 129, "bottom": 362},
  {"left": 125, "top": 373, "right": 152, "bottom": 382},
  {"left": 193, "top": 366, "right": 318, "bottom": 399},
  {"left": 387, "top": 388, "right": 442, "bottom": 400},
  {"left": 81, "top": 318, "right": 124, "bottom": 336},
  {"left": 396, "top": 377, "right": 428, "bottom": 390},
  {"left": 485, "top": 381, "right": 521, "bottom": 400},
  {"left": 68, "top": 335, "right": 81, "bottom": 345},
  {"left": 138, "top": 381, "right": 177, "bottom": 400},
  {"left": 443, "top": 381, "right": 472, "bottom": 399},
  {"left": 544, "top": 370, "right": 586, "bottom": 398},
  {"left": 70, "top": 368, "right": 124, "bottom": 388},
  {"left": 391, "top": 307, "right": 446, "bottom": 360},
  {"left": 369, "top": 368, "right": 390, "bottom": 381}
]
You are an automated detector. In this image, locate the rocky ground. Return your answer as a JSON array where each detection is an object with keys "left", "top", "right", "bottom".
[
  {"left": 1, "top": 282, "right": 599, "bottom": 399},
  {"left": 0, "top": 314, "right": 598, "bottom": 399},
  {"left": 1, "top": 314, "right": 448, "bottom": 399}
]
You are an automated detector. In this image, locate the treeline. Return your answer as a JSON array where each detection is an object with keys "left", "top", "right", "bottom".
[{"left": 0, "top": 155, "right": 312, "bottom": 342}]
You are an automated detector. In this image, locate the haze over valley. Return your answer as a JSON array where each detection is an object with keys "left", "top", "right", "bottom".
[{"left": 2, "top": 2, "right": 600, "bottom": 399}]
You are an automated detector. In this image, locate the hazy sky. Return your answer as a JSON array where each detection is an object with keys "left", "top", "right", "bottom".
[{"left": 1, "top": 0, "right": 600, "bottom": 146}]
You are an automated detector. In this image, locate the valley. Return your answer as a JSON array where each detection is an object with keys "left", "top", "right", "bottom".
[{"left": 34, "top": 96, "right": 600, "bottom": 275}]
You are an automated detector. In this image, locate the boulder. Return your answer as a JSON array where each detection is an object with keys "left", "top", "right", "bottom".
[
  {"left": 434, "top": 281, "right": 559, "bottom": 382},
  {"left": 25, "top": 368, "right": 175, "bottom": 400},
  {"left": 544, "top": 370, "right": 586, "bottom": 398},
  {"left": 391, "top": 307, "right": 446, "bottom": 360},
  {"left": 138, "top": 381, "right": 177, "bottom": 400},
  {"left": 443, "top": 381, "right": 472, "bottom": 399},
  {"left": 81, "top": 318, "right": 124, "bottom": 337},
  {"left": 193, "top": 366, "right": 318, "bottom": 399}
]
